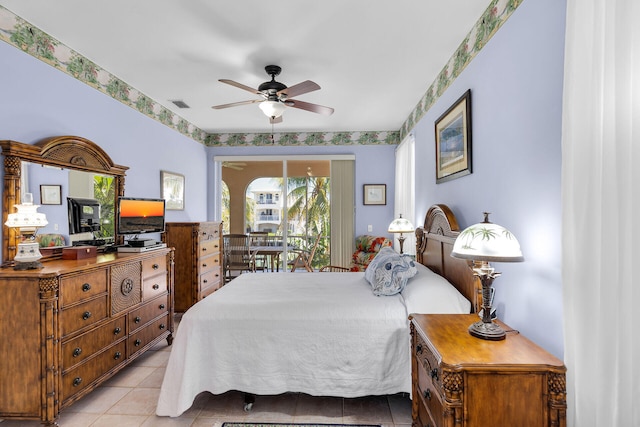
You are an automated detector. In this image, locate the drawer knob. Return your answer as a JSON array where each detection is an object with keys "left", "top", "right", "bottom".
[
  {"left": 202, "top": 247, "right": 207, "bottom": 252},
  {"left": 203, "top": 279, "right": 208, "bottom": 284},
  {"left": 152, "top": 264, "right": 159, "bottom": 270},
  {"left": 430, "top": 368, "right": 439, "bottom": 381},
  {"left": 159, "top": 323, "right": 166, "bottom": 330},
  {"left": 81, "top": 283, "right": 91, "bottom": 292},
  {"left": 114, "top": 327, "right": 121, "bottom": 335},
  {"left": 416, "top": 344, "right": 423, "bottom": 354},
  {"left": 134, "top": 316, "right": 141, "bottom": 324},
  {"left": 82, "top": 311, "right": 92, "bottom": 320},
  {"left": 202, "top": 263, "right": 207, "bottom": 268},
  {"left": 72, "top": 347, "right": 82, "bottom": 357},
  {"left": 159, "top": 304, "right": 165, "bottom": 310},
  {"left": 134, "top": 339, "right": 141, "bottom": 347},
  {"left": 152, "top": 284, "right": 160, "bottom": 290},
  {"left": 423, "top": 388, "right": 432, "bottom": 400},
  {"left": 114, "top": 351, "right": 122, "bottom": 360},
  {"left": 73, "top": 377, "right": 82, "bottom": 387}
]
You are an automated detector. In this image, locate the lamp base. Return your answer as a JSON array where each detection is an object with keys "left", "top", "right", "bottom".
[
  {"left": 13, "top": 260, "right": 44, "bottom": 270},
  {"left": 468, "top": 319, "right": 506, "bottom": 341}
]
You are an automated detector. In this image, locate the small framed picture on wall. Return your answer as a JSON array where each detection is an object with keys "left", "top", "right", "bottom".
[
  {"left": 40, "top": 185, "right": 62, "bottom": 205},
  {"left": 161, "top": 170, "right": 185, "bottom": 210},
  {"left": 363, "top": 184, "right": 386, "bottom": 205}
]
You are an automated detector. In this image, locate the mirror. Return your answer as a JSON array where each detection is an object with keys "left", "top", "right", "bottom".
[{"left": 1, "top": 136, "right": 128, "bottom": 264}]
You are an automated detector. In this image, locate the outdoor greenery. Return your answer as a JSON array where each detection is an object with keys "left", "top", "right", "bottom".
[{"left": 93, "top": 175, "right": 115, "bottom": 238}]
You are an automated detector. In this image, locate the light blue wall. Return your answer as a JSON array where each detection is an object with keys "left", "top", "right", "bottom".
[
  {"left": 411, "top": 0, "right": 566, "bottom": 357},
  {"left": 0, "top": 40, "right": 209, "bottom": 254},
  {"left": 0, "top": 40, "right": 398, "bottom": 258}
]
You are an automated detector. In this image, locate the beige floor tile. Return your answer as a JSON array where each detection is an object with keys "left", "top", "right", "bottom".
[
  {"left": 107, "top": 388, "right": 161, "bottom": 416},
  {"left": 243, "top": 393, "right": 297, "bottom": 423},
  {"left": 90, "top": 413, "right": 149, "bottom": 427},
  {"left": 137, "top": 366, "right": 167, "bottom": 388},
  {"left": 63, "top": 386, "right": 132, "bottom": 414},
  {"left": 387, "top": 393, "right": 413, "bottom": 424},
  {"left": 196, "top": 391, "right": 248, "bottom": 420},
  {"left": 343, "top": 395, "right": 394, "bottom": 424},
  {"left": 140, "top": 414, "right": 196, "bottom": 426},
  {"left": 132, "top": 348, "right": 171, "bottom": 367},
  {"left": 102, "top": 365, "right": 156, "bottom": 387},
  {"left": 293, "top": 394, "right": 344, "bottom": 423},
  {"left": 56, "top": 411, "right": 102, "bottom": 427}
]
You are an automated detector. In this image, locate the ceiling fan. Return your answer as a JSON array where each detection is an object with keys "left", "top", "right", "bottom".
[
  {"left": 212, "top": 65, "right": 334, "bottom": 124},
  {"left": 222, "top": 161, "right": 246, "bottom": 171}
]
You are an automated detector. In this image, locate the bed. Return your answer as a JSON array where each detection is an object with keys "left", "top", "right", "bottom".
[{"left": 156, "top": 204, "right": 481, "bottom": 417}]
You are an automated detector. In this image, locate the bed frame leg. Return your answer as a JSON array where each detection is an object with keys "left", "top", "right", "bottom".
[{"left": 243, "top": 393, "right": 255, "bottom": 411}]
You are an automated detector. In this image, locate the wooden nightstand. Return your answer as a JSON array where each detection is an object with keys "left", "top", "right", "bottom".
[{"left": 410, "top": 314, "right": 566, "bottom": 427}]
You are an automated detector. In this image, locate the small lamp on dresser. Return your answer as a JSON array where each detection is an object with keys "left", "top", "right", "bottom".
[
  {"left": 4, "top": 193, "right": 48, "bottom": 270},
  {"left": 388, "top": 214, "right": 414, "bottom": 254},
  {"left": 451, "top": 212, "right": 523, "bottom": 341}
]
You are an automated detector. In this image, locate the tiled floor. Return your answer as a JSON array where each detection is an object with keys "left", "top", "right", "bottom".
[{"left": 0, "top": 315, "right": 412, "bottom": 427}]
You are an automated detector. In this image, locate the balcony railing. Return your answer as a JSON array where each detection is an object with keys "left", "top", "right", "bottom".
[{"left": 257, "top": 215, "right": 280, "bottom": 221}]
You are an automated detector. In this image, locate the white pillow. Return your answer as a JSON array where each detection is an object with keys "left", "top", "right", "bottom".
[
  {"left": 364, "top": 247, "right": 418, "bottom": 296},
  {"left": 401, "top": 262, "right": 471, "bottom": 314}
]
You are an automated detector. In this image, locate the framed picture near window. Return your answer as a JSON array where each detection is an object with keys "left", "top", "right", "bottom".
[
  {"left": 363, "top": 184, "right": 386, "bottom": 205},
  {"left": 435, "top": 89, "right": 472, "bottom": 183},
  {"left": 40, "top": 185, "right": 62, "bottom": 205},
  {"left": 161, "top": 170, "right": 185, "bottom": 210}
]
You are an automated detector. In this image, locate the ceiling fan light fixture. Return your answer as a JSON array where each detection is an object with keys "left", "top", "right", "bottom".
[{"left": 259, "top": 100, "right": 286, "bottom": 118}]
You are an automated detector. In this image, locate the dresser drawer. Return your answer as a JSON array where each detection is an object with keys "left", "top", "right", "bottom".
[
  {"left": 59, "top": 269, "right": 108, "bottom": 307},
  {"left": 128, "top": 314, "right": 170, "bottom": 357},
  {"left": 142, "top": 255, "right": 167, "bottom": 278},
  {"left": 198, "top": 223, "right": 220, "bottom": 241},
  {"left": 128, "top": 295, "right": 169, "bottom": 333},
  {"left": 62, "top": 316, "right": 126, "bottom": 370},
  {"left": 200, "top": 268, "right": 221, "bottom": 293},
  {"left": 200, "top": 284, "right": 218, "bottom": 299},
  {"left": 61, "top": 296, "right": 108, "bottom": 337},
  {"left": 417, "top": 359, "right": 445, "bottom": 427},
  {"left": 199, "top": 238, "right": 221, "bottom": 259},
  {"left": 143, "top": 273, "right": 167, "bottom": 300},
  {"left": 62, "top": 340, "right": 126, "bottom": 402}
]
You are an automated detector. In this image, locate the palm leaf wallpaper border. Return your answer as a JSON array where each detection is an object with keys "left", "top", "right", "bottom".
[{"left": 0, "top": 0, "right": 521, "bottom": 147}]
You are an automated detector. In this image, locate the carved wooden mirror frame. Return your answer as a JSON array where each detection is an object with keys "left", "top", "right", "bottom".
[{"left": 1, "top": 136, "right": 128, "bottom": 265}]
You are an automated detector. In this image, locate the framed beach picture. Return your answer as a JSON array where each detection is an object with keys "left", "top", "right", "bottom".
[
  {"left": 363, "top": 184, "right": 386, "bottom": 205},
  {"left": 161, "top": 170, "right": 185, "bottom": 210},
  {"left": 435, "top": 89, "right": 472, "bottom": 183}
]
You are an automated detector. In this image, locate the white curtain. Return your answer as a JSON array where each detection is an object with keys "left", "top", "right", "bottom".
[
  {"left": 562, "top": 1, "right": 640, "bottom": 426},
  {"left": 394, "top": 133, "right": 415, "bottom": 255}
]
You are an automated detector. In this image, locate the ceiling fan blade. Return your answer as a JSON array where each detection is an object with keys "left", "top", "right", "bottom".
[
  {"left": 277, "top": 80, "right": 320, "bottom": 99},
  {"left": 270, "top": 115, "right": 283, "bottom": 124},
  {"left": 285, "top": 99, "right": 334, "bottom": 116},
  {"left": 211, "top": 99, "right": 262, "bottom": 109},
  {"left": 219, "top": 79, "right": 262, "bottom": 95}
]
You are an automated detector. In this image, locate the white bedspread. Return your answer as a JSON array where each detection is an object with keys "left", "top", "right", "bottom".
[{"left": 157, "top": 270, "right": 468, "bottom": 417}]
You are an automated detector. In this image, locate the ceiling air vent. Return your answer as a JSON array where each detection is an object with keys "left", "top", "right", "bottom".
[{"left": 171, "top": 100, "right": 190, "bottom": 109}]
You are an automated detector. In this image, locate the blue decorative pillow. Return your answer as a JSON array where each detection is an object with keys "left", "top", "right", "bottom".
[{"left": 364, "top": 246, "right": 418, "bottom": 296}]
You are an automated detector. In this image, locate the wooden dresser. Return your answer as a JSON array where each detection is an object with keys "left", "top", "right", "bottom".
[
  {"left": 0, "top": 248, "right": 174, "bottom": 426},
  {"left": 410, "top": 314, "right": 566, "bottom": 427},
  {"left": 164, "top": 221, "right": 223, "bottom": 312}
]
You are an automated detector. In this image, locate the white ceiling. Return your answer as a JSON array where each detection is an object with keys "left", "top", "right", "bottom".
[{"left": 0, "top": 1, "right": 491, "bottom": 135}]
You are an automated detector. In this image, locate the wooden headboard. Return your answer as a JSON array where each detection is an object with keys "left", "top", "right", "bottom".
[{"left": 415, "top": 204, "right": 481, "bottom": 313}]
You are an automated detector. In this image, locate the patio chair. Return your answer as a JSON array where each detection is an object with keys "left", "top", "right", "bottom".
[
  {"left": 289, "top": 233, "right": 322, "bottom": 272},
  {"left": 223, "top": 234, "right": 257, "bottom": 282}
]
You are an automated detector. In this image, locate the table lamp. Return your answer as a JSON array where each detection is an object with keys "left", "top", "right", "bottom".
[
  {"left": 451, "top": 212, "right": 523, "bottom": 340},
  {"left": 5, "top": 193, "right": 48, "bottom": 270},
  {"left": 388, "top": 214, "right": 414, "bottom": 254}
]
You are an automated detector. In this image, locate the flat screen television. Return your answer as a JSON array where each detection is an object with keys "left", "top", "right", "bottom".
[
  {"left": 68, "top": 197, "right": 101, "bottom": 234},
  {"left": 117, "top": 197, "right": 166, "bottom": 236}
]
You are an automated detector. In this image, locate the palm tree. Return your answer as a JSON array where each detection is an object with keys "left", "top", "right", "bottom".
[
  {"left": 287, "top": 176, "right": 331, "bottom": 267},
  {"left": 94, "top": 175, "right": 115, "bottom": 238}
]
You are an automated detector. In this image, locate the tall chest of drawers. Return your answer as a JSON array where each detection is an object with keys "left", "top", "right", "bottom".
[
  {"left": 164, "top": 221, "right": 223, "bottom": 312},
  {"left": 0, "top": 248, "right": 174, "bottom": 426},
  {"left": 409, "top": 314, "right": 566, "bottom": 427}
]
